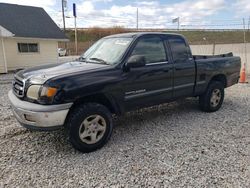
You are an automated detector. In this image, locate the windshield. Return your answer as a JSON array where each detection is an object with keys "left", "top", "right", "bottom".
[{"left": 80, "top": 37, "right": 133, "bottom": 65}]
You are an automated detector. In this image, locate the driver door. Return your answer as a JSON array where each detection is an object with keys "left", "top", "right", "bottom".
[{"left": 122, "top": 35, "right": 174, "bottom": 111}]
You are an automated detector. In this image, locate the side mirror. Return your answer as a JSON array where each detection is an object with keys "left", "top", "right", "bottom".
[{"left": 126, "top": 55, "right": 146, "bottom": 68}]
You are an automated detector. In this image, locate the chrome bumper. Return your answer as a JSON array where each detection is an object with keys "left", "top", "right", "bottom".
[{"left": 8, "top": 90, "right": 73, "bottom": 130}]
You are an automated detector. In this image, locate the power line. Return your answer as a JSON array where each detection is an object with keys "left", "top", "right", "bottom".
[
  {"left": 181, "top": 23, "right": 244, "bottom": 27},
  {"left": 51, "top": 8, "right": 245, "bottom": 27},
  {"left": 49, "top": 8, "right": 249, "bottom": 29}
]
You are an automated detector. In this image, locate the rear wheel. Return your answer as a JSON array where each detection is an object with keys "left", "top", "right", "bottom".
[
  {"left": 199, "top": 81, "right": 224, "bottom": 112},
  {"left": 66, "top": 103, "right": 113, "bottom": 153}
]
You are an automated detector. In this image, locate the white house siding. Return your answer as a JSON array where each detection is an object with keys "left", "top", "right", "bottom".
[
  {"left": 0, "top": 37, "right": 6, "bottom": 73},
  {"left": 190, "top": 43, "right": 250, "bottom": 74},
  {"left": 3, "top": 38, "right": 58, "bottom": 71}
]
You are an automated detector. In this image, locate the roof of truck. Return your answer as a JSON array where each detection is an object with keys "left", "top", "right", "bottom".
[{"left": 104, "top": 32, "right": 184, "bottom": 38}]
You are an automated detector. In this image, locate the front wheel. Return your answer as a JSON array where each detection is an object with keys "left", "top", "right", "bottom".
[
  {"left": 199, "top": 81, "right": 224, "bottom": 112},
  {"left": 65, "top": 103, "right": 113, "bottom": 153}
]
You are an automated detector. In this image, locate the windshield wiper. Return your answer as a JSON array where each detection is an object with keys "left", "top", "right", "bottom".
[
  {"left": 89, "top": 58, "right": 108, "bottom": 65},
  {"left": 77, "top": 56, "right": 86, "bottom": 62}
]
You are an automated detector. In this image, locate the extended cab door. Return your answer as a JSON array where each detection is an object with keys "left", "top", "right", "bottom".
[
  {"left": 167, "top": 36, "right": 196, "bottom": 98},
  {"left": 122, "top": 35, "right": 174, "bottom": 111}
]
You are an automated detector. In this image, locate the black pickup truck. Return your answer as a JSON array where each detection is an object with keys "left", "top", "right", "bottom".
[{"left": 9, "top": 33, "right": 241, "bottom": 152}]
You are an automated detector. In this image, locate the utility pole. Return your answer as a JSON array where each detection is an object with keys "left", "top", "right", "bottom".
[
  {"left": 248, "top": 16, "right": 250, "bottom": 31},
  {"left": 243, "top": 18, "right": 247, "bottom": 76},
  {"left": 177, "top": 17, "right": 180, "bottom": 30},
  {"left": 61, "top": 0, "right": 66, "bottom": 33},
  {"left": 136, "top": 8, "right": 138, "bottom": 30},
  {"left": 61, "top": 0, "right": 66, "bottom": 49},
  {"left": 73, "top": 3, "right": 77, "bottom": 55}
]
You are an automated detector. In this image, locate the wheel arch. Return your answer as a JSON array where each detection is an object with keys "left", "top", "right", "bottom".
[
  {"left": 209, "top": 74, "right": 227, "bottom": 88},
  {"left": 69, "top": 93, "right": 122, "bottom": 116}
]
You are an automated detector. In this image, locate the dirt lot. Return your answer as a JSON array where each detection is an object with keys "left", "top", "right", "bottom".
[{"left": 0, "top": 74, "right": 250, "bottom": 187}]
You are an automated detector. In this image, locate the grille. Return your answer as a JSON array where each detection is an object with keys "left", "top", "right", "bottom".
[{"left": 13, "top": 76, "right": 25, "bottom": 97}]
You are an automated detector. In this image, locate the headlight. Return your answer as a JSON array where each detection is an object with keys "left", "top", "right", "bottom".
[
  {"left": 26, "top": 85, "right": 58, "bottom": 103},
  {"left": 26, "top": 85, "right": 41, "bottom": 100}
]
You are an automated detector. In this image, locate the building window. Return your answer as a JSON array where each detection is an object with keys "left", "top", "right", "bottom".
[{"left": 17, "top": 43, "right": 39, "bottom": 53}]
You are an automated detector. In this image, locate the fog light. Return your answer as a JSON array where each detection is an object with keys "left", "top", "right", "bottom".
[{"left": 24, "top": 114, "right": 36, "bottom": 122}]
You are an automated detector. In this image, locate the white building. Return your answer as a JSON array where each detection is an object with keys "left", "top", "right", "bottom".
[{"left": 0, "top": 3, "right": 68, "bottom": 73}]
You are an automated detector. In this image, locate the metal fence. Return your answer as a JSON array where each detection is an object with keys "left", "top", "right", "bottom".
[{"left": 190, "top": 43, "right": 249, "bottom": 73}]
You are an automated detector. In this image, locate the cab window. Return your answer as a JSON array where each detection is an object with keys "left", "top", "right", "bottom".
[
  {"left": 168, "top": 37, "right": 189, "bottom": 63},
  {"left": 131, "top": 36, "right": 167, "bottom": 64}
]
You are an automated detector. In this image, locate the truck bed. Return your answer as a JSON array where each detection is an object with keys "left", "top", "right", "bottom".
[
  {"left": 192, "top": 51, "right": 241, "bottom": 95},
  {"left": 193, "top": 52, "right": 233, "bottom": 60}
]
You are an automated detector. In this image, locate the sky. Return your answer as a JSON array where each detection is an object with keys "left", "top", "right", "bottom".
[{"left": 0, "top": 0, "right": 249, "bottom": 29}]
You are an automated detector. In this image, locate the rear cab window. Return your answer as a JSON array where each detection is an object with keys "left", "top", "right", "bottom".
[{"left": 167, "top": 36, "right": 191, "bottom": 63}]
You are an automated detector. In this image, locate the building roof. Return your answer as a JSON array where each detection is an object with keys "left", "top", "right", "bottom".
[{"left": 0, "top": 3, "right": 68, "bottom": 40}]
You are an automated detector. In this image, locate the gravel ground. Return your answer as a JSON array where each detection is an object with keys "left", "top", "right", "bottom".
[
  {"left": 0, "top": 73, "right": 14, "bottom": 83},
  {"left": 0, "top": 75, "right": 250, "bottom": 187}
]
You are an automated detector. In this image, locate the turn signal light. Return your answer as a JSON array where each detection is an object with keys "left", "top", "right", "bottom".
[{"left": 47, "top": 87, "right": 57, "bottom": 97}]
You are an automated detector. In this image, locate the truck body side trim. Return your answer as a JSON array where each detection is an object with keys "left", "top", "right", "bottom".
[{"left": 125, "top": 87, "right": 172, "bottom": 100}]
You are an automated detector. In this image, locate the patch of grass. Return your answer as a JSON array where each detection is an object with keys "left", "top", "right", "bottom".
[
  {"left": 65, "top": 26, "right": 129, "bottom": 42},
  {"left": 59, "top": 27, "right": 250, "bottom": 54},
  {"left": 164, "top": 30, "right": 250, "bottom": 45}
]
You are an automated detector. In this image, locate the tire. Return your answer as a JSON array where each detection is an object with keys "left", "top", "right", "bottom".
[
  {"left": 65, "top": 103, "right": 113, "bottom": 153},
  {"left": 199, "top": 81, "right": 224, "bottom": 112}
]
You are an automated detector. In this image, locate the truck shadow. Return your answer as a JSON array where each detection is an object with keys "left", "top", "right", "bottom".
[
  {"left": 115, "top": 97, "right": 199, "bottom": 127},
  {"left": 52, "top": 97, "right": 200, "bottom": 153},
  {"left": 3, "top": 97, "right": 202, "bottom": 154}
]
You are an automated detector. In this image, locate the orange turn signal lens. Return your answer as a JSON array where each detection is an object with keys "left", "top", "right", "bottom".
[{"left": 46, "top": 87, "right": 57, "bottom": 97}]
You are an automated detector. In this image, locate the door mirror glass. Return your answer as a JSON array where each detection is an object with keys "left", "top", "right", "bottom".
[{"left": 126, "top": 55, "right": 146, "bottom": 68}]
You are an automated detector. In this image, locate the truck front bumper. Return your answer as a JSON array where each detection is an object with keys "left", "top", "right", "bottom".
[{"left": 8, "top": 90, "right": 73, "bottom": 131}]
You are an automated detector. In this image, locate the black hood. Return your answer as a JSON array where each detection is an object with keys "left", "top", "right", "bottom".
[{"left": 16, "top": 61, "right": 109, "bottom": 83}]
